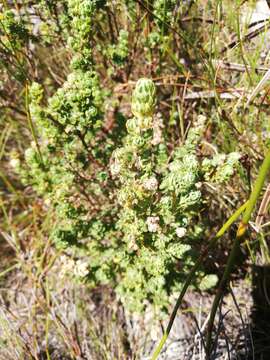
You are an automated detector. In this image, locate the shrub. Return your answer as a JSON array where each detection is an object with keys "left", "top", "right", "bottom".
[
  {"left": 17, "top": 71, "right": 242, "bottom": 312},
  {"left": 6, "top": 0, "right": 242, "bottom": 313}
]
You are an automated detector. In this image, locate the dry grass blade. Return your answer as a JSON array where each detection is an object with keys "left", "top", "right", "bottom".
[
  {"left": 245, "top": 68, "right": 270, "bottom": 107},
  {"left": 255, "top": 183, "right": 270, "bottom": 229}
]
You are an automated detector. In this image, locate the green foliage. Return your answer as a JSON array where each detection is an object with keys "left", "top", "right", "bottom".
[
  {"left": 16, "top": 69, "right": 238, "bottom": 312},
  {"left": 153, "top": 0, "right": 178, "bottom": 28},
  {"left": 202, "top": 152, "right": 241, "bottom": 183},
  {"left": 5, "top": 0, "right": 244, "bottom": 314},
  {"left": 68, "top": 0, "right": 97, "bottom": 69},
  {"left": 0, "top": 10, "right": 32, "bottom": 81},
  {"left": 107, "top": 29, "right": 129, "bottom": 66},
  {"left": 0, "top": 10, "right": 30, "bottom": 47},
  {"left": 110, "top": 81, "right": 224, "bottom": 310}
]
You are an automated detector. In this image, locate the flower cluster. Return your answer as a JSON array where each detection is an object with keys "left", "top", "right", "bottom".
[
  {"left": 107, "top": 29, "right": 129, "bottom": 67},
  {"left": 153, "top": 0, "right": 178, "bottom": 28},
  {"left": 0, "top": 9, "right": 32, "bottom": 81},
  {"left": 16, "top": 1, "right": 112, "bottom": 256},
  {"left": 110, "top": 79, "right": 220, "bottom": 311},
  {"left": 58, "top": 255, "right": 89, "bottom": 279},
  {"left": 68, "top": 0, "right": 97, "bottom": 69}
]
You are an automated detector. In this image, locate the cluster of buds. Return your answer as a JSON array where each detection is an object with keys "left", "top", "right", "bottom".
[{"left": 131, "top": 78, "right": 156, "bottom": 128}]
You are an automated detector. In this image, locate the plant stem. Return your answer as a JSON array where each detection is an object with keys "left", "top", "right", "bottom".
[
  {"left": 25, "top": 83, "right": 43, "bottom": 165},
  {"left": 151, "top": 201, "right": 249, "bottom": 360},
  {"left": 205, "top": 147, "right": 270, "bottom": 358}
]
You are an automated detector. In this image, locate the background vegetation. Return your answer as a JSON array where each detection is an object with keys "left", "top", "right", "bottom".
[{"left": 1, "top": 0, "right": 270, "bottom": 359}]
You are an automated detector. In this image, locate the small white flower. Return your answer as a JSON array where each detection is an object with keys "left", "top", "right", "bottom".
[
  {"left": 110, "top": 160, "right": 121, "bottom": 176},
  {"left": 44, "top": 198, "right": 51, "bottom": 206},
  {"left": 65, "top": 125, "right": 74, "bottom": 133},
  {"left": 135, "top": 156, "right": 143, "bottom": 170},
  {"left": 176, "top": 227, "right": 187, "bottom": 238},
  {"left": 10, "top": 158, "right": 20, "bottom": 168},
  {"left": 197, "top": 114, "right": 207, "bottom": 126},
  {"left": 143, "top": 176, "right": 158, "bottom": 191},
  {"left": 195, "top": 182, "right": 202, "bottom": 189},
  {"left": 146, "top": 216, "right": 160, "bottom": 233},
  {"left": 24, "top": 147, "right": 34, "bottom": 161},
  {"left": 152, "top": 114, "right": 164, "bottom": 145},
  {"left": 128, "top": 236, "right": 139, "bottom": 251},
  {"left": 59, "top": 255, "right": 75, "bottom": 278},
  {"left": 74, "top": 260, "right": 89, "bottom": 278}
]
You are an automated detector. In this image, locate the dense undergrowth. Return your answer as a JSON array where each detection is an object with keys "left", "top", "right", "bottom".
[{"left": 1, "top": 0, "right": 270, "bottom": 359}]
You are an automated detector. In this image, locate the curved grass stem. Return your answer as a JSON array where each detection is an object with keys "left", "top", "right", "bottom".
[
  {"left": 205, "top": 147, "right": 270, "bottom": 358},
  {"left": 25, "top": 83, "right": 43, "bottom": 165},
  {"left": 151, "top": 201, "right": 249, "bottom": 360}
]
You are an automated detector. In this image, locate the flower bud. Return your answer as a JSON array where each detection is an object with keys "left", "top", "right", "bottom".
[
  {"left": 131, "top": 78, "right": 156, "bottom": 120},
  {"left": 126, "top": 118, "right": 140, "bottom": 134}
]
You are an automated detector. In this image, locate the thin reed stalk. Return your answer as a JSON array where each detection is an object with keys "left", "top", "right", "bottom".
[
  {"left": 151, "top": 201, "right": 249, "bottom": 360},
  {"left": 205, "top": 147, "right": 270, "bottom": 358}
]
